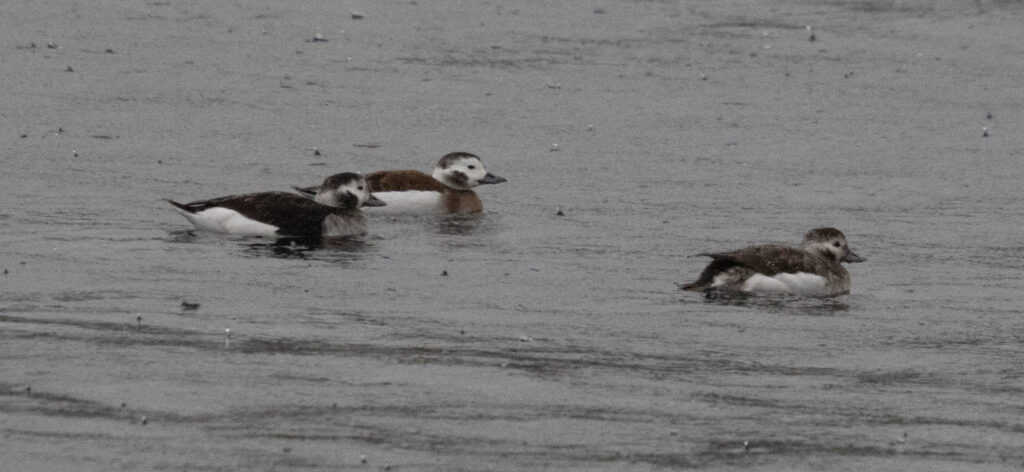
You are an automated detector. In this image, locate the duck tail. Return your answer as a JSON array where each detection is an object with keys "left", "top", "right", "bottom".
[
  {"left": 678, "top": 281, "right": 709, "bottom": 291},
  {"left": 166, "top": 199, "right": 193, "bottom": 213}
]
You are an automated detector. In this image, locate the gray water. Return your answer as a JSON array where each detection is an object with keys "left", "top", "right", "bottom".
[{"left": 2, "top": 1, "right": 1023, "bottom": 470}]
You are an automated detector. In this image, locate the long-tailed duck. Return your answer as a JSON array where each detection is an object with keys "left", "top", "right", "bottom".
[
  {"left": 294, "top": 152, "right": 506, "bottom": 214},
  {"left": 680, "top": 227, "right": 866, "bottom": 296},
  {"left": 168, "top": 172, "right": 385, "bottom": 238}
]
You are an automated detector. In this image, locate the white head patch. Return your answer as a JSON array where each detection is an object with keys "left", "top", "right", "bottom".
[
  {"left": 433, "top": 156, "right": 490, "bottom": 189},
  {"left": 315, "top": 174, "right": 373, "bottom": 208}
]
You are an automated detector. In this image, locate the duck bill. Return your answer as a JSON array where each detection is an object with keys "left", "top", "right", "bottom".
[
  {"left": 478, "top": 173, "right": 507, "bottom": 185},
  {"left": 842, "top": 251, "right": 866, "bottom": 263},
  {"left": 363, "top": 194, "right": 387, "bottom": 207}
]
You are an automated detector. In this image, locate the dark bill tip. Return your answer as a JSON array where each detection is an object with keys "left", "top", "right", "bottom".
[
  {"left": 479, "top": 173, "right": 507, "bottom": 185},
  {"left": 363, "top": 194, "right": 387, "bottom": 207},
  {"left": 842, "top": 251, "right": 866, "bottom": 263}
]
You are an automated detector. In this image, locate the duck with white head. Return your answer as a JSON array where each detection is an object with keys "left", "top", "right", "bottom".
[{"left": 294, "top": 152, "right": 506, "bottom": 214}]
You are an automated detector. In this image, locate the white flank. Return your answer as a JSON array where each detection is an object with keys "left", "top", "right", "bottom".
[
  {"left": 174, "top": 207, "right": 279, "bottom": 236},
  {"left": 740, "top": 272, "right": 828, "bottom": 295},
  {"left": 368, "top": 191, "right": 444, "bottom": 214}
]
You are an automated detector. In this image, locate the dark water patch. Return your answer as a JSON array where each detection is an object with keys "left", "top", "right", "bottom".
[
  {"left": 40, "top": 234, "right": 167, "bottom": 245},
  {"left": 0, "top": 314, "right": 199, "bottom": 337},
  {"left": 864, "top": 413, "right": 1024, "bottom": 432},
  {"left": 335, "top": 427, "right": 507, "bottom": 454},
  {"left": 260, "top": 433, "right": 344, "bottom": 441},
  {"left": 369, "top": 213, "right": 502, "bottom": 238},
  {"left": 975, "top": 246, "right": 1024, "bottom": 269},
  {"left": 2, "top": 329, "right": 228, "bottom": 353},
  {"left": 164, "top": 229, "right": 197, "bottom": 243},
  {"left": 685, "top": 292, "right": 852, "bottom": 315},
  {"left": 434, "top": 53, "right": 573, "bottom": 70},
  {"left": 0, "top": 289, "right": 48, "bottom": 303},
  {"left": 509, "top": 404, "right": 686, "bottom": 423},
  {"left": 701, "top": 21, "right": 809, "bottom": 30},
  {"left": 0, "top": 314, "right": 915, "bottom": 389},
  {"left": 693, "top": 438, "right": 964, "bottom": 466},
  {"left": 0, "top": 304, "right": 43, "bottom": 314},
  {"left": 691, "top": 390, "right": 1024, "bottom": 436},
  {"left": 434, "top": 214, "right": 501, "bottom": 236},
  {"left": 3, "top": 318, "right": 852, "bottom": 381},
  {"left": 828, "top": 1, "right": 926, "bottom": 15},
  {"left": 257, "top": 454, "right": 322, "bottom": 469},
  {"left": 534, "top": 33, "right": 687, "bottom": 49},
  {"left": 856, "top": 369, "right": 927, "bottom": 385},
  {"left": 882, "top": 332, "right": 1019, "bottom": 350},
  {"left": 52, "top": 291, "right": 113, "bottom": 303},
  {"left": 697, "top": 392, "right": 784, "bottom": 409},
  {"left": 214, "top": 404, "right": 431, "bottom": 423},
  {"left": 165, "top": 230, "right": 373, "bottom": 261},
  {"left": 241, "top": 237, "right": 370, "bottom": 260},
  {"left": 1, "top": 428, "right": 122, "bottom": 441},
  {"left": 210, "top": 414, "right": 643, "bottom": 469},
  {"left": 236, "top": 338, "right": 439, "bottom": 357},
  {"left": 0, "top": 304, "right": 158, "bottom": 319},
  {"left": 269, "top": 373, "right": 331, "bottom": 383},
  {"left": 0, "top": 383, "right": 146, "bottom": 423},
  {"left": 0, "top": 319, "right": 551, "bottom": 369},
  {"left": 180, "top": 400, "right": 1024, "bottom": 466},
  {"left": 303, "top": 309, "right": 392, "bottom": 327}
]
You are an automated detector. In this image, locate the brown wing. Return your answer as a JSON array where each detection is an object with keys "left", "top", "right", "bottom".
[
  {"left": 705, "top": 245, "right": 833, "bottom": 277},
  {"left": 366, "top": 170, "right": 448, "bottom": 192}
]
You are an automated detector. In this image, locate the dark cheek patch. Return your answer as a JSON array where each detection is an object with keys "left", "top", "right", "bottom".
[
  {"left": 449, "top": 171, "right": 469, "bottom": 187},
  {"left": 338, "top": 192, "right": 359, "bottom": 208}
]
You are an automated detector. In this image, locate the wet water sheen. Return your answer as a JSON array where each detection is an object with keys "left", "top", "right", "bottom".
[{"left": 2, "top": 1, "right": 1023, "bottom": 471}]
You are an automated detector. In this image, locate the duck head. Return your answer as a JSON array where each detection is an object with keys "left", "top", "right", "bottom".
[
  {"left": 315, "top": 172, "right": 386, "bottom": 208},
  {"left": 432, "top": 152, "right": 507, "bottom": 189},
  {"left": 800, "top": 227, "right": 866, "bottom": 263}
]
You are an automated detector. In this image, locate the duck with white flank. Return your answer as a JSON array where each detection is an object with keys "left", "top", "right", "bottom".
[
  {"left": 294, "top": 152, "right": 506, "bottom": 214},
  {"left": 168, "top": 172, "right": 385, "bottom": 238},
  {"left": 681, "top": 227, "right": 866, "bottom": 296}
]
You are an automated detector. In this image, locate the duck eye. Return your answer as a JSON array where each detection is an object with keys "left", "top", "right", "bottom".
[
  {"left": 357, "top": 186, "right": 364, "bottom": 191},
  {"left": 467, "top": 165, "right": 476, "bottom": 170},
  {"left": 833, "top": 242, "right": 841, "bottom": 247}
]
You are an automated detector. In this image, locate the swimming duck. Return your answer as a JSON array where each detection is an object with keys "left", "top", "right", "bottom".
[
  {"left": 294, "top": 152, "right": 506, "bottom": 214},
  {"left": 168, "top": 172, "right": 385, "bottom": 238},
  {"left": 680, "top": 227, "right": 866, "bottom": 296}
]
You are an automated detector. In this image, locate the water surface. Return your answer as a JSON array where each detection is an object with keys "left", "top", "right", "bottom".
[{"left": 2, "top": 1, "right": 1023, "bottom": 470}]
